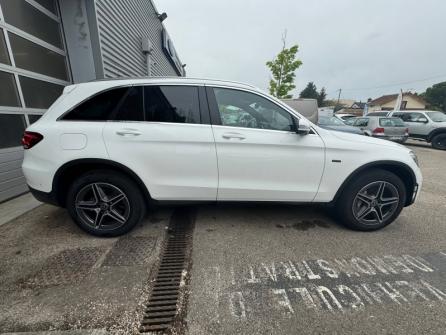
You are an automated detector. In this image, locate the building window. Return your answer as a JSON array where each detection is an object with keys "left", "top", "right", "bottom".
[
  {"left": 0, "top": 29, "right": 11, "bottom": 65},
  {"left": 19, "top": 76, "right": 64, "bottom": 109},
  {"left": 0, "top": 114, "right": 26, "bottom": 149},
  {"left": 33, "top": 0, "right": 58, "bottom": 15},
  {"left": 8, "top": 33, "right": 69, "bottom": 81},
  {"left": 0, "top": 0, "right": 63, "bottom": 49},
  {"left": 0, "top": 71, "right": 21, "bottom": 107}
]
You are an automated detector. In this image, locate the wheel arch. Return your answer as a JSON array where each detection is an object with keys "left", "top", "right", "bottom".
[
  {"left": 333, "top": 160, "right": 416, "bottom": 207},
  {"left": 53, "top": 158, "right": 151, "bottom": 207},
  {"left": 427, "top": 128, "right": 446, "bottom": 142}
]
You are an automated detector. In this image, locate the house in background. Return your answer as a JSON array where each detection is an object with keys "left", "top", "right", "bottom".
[
  {"left": 368, "top": 92, "right": 426, "bottom": 112},
  {"left": 335, "top": 101, "right": 367, "bottom": 116}
]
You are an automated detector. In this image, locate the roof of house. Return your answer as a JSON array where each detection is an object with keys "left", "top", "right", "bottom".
[
  {"left": 369, "top": 92, "right": 426, "bottom": 106},
  {"left": 351, "top": 101, "right": 366, "bottom": 109}
]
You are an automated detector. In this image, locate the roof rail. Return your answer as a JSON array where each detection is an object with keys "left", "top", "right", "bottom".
[{"left": 89, "top": 76, "right": 259, "bottom": 89}]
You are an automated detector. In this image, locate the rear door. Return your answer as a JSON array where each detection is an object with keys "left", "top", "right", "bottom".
[
  {"left": 394, "top": 112, "right": 429, "bottom": 137},
  {"left": 103, "top": 85, "right": 218, "bottom": 201},
  {"left": 207, "top": 86, "right": 325, "bottom": 202}
]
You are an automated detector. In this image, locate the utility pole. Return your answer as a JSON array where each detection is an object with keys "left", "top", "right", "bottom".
[{"left": 335, "top": 89, "right": 342, "bottom": 113}]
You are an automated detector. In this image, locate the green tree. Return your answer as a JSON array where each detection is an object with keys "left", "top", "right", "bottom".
[
  {"left": 318, "top": 87, "right": 327, "bottom": 106},
  {"left": 299, "top": 82, "right": 319, "bottom": 99},
  {"left": 423, "top": 82, "right": 446, "bottom": 112},
  {"left": 266, "top": 34, "right": 303, "bottom": 99}
]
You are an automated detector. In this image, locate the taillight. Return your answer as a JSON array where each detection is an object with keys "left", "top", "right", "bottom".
[
  {"left": 372, "top": 127, "right": 385, "bottom": 134},
  {"left": 405, "top": 128, "right": 409, "bottom": 134},
  {"left": 22, "top": 131, "right": 43, "bottom": 149}
]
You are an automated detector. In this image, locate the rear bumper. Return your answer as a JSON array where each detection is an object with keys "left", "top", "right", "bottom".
[
  {"left": 29, "top": 187, "right": 60, "bottom": 207},
  {"left": 372, "top": 134, "right": 409, "bottom": 142}
]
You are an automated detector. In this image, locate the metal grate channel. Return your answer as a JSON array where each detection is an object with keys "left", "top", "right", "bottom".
[{"left": 139, "top": 208, "right": 194, "bottom": 333}]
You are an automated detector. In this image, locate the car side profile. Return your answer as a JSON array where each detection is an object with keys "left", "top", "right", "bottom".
[
  {"left": 350, "top": 116, "right": 409, "bottom": 143},
  {"left": 22, "top": 78, "right": 422, "bottom": 236},
  {"left": 388, "top": 110, "right": 446, "bottom": 150}
]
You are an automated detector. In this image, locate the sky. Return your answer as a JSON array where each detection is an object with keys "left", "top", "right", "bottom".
[{"left": 158, "top": 0, "right": 446, "bottom": 101}]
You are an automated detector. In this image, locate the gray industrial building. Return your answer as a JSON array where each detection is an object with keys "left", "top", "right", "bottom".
[{"left": 0, "top": 0, "right": 185, "bottom": 202}]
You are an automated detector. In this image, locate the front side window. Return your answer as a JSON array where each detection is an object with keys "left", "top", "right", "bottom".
[
  {"left": 213, "top": 88, "right": 294, "bottom": 131},
  {"left": 144, "top": 86, "right": 200, "bottom": 124},
  {"left": 426, "top": 111, "right": 446, "bottom": 122}
]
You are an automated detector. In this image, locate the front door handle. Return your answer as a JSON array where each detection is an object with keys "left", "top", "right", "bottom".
[
  {"left": 222, "top": 132, "right": 246, "bottom": 140},
  {"left": 116, "top": 129, "right": 142, "bottom": 136}
]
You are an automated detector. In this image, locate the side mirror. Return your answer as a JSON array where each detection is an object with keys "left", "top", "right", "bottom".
[
  {"left": 295, "top": 118, "right": 311, "bottom": 135},
  {"left": 418, "top": 117, "right": 428, "bottom": 123}
]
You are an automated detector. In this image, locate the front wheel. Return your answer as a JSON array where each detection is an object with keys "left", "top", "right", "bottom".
[
  {"left": 431, "top": 133, "right": 446, "bottom": 150},
  {"left": 336, "top": 169, "right": 406, "bottom": 231},
  {"left": 66, "top": 170, "right": 146, "bottom": 236}
]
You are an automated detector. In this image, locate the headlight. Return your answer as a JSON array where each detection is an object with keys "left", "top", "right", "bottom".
[{"left": 409, "top": 150, "right": 419, "bottom": 166}]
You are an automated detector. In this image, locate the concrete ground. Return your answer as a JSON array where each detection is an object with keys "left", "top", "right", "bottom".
[
  {"left": 186, "top": 142, "right": 446, "bottom": 335},
  {"left": 0, "top": 139, "right": 444, "bottom": 334},
  {"left": 0, "top": 205, "right": 171, "bottom": 334}
]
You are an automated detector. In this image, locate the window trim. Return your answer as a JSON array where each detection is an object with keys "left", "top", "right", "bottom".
[{"left": 205, "top": 85, "right": 299, "bottom": 133}]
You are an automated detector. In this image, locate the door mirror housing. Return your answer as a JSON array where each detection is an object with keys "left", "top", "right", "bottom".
[
  {"left": 418, "top": 117, "right": 428, "bottom": 123},
  {"left": 295, "top": 118, "right": 311, "bottom": 135}
]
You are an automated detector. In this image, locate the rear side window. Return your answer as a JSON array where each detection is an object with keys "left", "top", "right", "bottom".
[
  {"left": 113, "top": 86, "right": 143, "bottom": 121},
  {"left": 354, "top": 118, "right": 369, "bottom": 127},
  {"left": 144, "top": 86, "right": 200, "bottom": 124},
  {"left": 63, "top": 87, "right": 128, "bottom": 121},
  {"left": 63, "top": 86, "right": 144, "bottom": 121}
]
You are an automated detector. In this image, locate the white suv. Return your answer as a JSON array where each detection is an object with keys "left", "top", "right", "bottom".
[{"left": 22, "top": 78, "right": 422, "bottom": 236}]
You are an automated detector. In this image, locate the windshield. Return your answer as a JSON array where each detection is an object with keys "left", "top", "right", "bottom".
[
  {"left": 379, "top": 117, "right": 405, "bottom": 127},
  {"left": 426, "top": 111, "right": 446, "bottom": 122},
  {"left": 318, "top": 116, "right": 345, "bottom": 126}
]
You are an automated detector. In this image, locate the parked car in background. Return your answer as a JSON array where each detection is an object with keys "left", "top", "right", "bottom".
[
  {"left": 318, "top": 116, "right": 363, "bottom": 135},
  {"left": 22, "top": 77, "right": 421, "bottom": 236},
  {"left": 351, "top": 116, "right": 409, "bottom": 143},
  {"left": 334, "top": 113, "right": 357, "bottom": 121},
  {"left": 389, "top": 110, "right": 446, "bottom": 150}
]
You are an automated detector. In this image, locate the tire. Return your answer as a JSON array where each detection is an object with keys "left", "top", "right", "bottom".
[
  {"left": 66, "top": 170, "right": 146, "bottom": 237},
  {"left": 336, "top": 169, "right": 406, "bottom": 231},
  {"left": 431, "top": 133, "right": 446, "bottom": 150}
]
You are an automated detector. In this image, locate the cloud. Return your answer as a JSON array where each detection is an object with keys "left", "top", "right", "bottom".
[{"left": 159, "top": 0, "right": 446, "bottom": 100}]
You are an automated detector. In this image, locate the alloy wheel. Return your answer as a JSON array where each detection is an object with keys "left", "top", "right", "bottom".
[
  {"left": 352, "top": 181, "right": 399, "bottom": 226},
  {"left": 74, "top": 183, "right": 130, "bottom": 231}
]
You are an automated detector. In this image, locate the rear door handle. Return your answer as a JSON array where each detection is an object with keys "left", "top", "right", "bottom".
[
  {"left": 222, "top": 132, "right": 246, "bottom": 140},
  {"left": 116, "top": 129, "right": 142, "bottom": 136}
]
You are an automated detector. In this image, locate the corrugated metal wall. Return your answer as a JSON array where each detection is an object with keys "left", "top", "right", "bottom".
[
  {"left": 0, "top": 148, "right": 27, "bottom": 202},
  {"left": 95, "top": 0, "right": 179, "bottom": 78}
]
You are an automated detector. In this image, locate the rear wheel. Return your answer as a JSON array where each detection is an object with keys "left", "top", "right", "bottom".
[
  {"left": 67, "top": 170, "right": 146, "bottom": 236},
  {"left": 431, "top": 133, "right": 446, "bottom": 150},
  {"left": 336, "top": 169, "right": 406, "bottom": 231}
]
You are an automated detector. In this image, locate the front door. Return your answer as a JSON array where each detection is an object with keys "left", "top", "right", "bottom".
[
  {"left": 207, "top": 86, "right": 325, "bottom": 202},
  {"left": 103, "top": 85, "right": 218, "bottom": 201}
]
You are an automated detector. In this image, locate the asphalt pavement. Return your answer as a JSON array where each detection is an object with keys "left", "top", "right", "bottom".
[
  {"left": 186, "top": 142, "right": 446, "bottom": 335},
  {"left": 0, "top": 140, "right": 445, "bottom": 334}
]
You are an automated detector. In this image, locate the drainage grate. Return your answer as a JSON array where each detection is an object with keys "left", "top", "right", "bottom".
[{"left": 139, "top": 208, "right": 194, "bottom": 333}]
